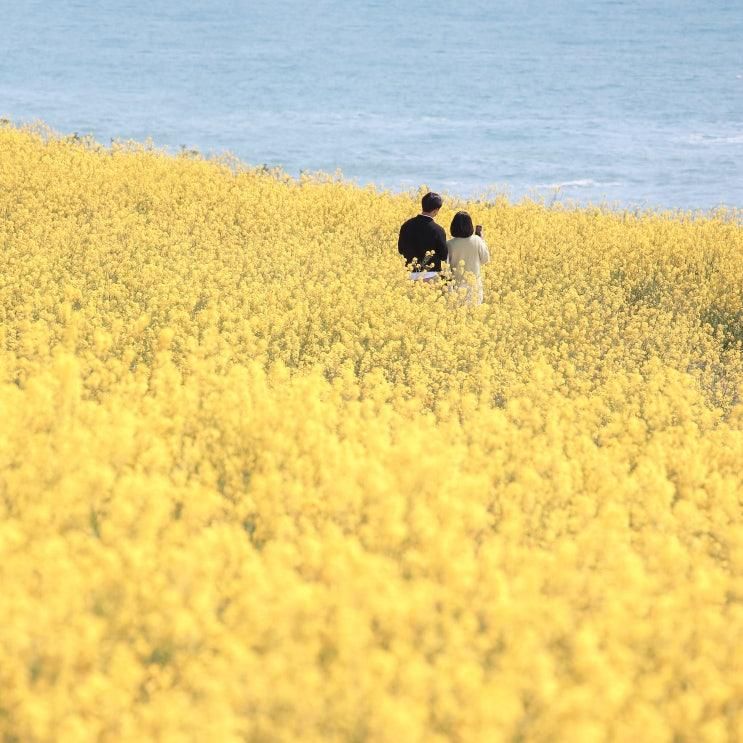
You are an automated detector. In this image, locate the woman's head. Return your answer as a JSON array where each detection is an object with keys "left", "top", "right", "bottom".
[{"left": 450, "top": 211, "right": 474, "bottom": 238}]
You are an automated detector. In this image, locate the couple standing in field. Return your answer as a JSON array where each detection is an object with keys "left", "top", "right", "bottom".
[{"left": 398, "top": 192, "right": 490, "bottom": 305}]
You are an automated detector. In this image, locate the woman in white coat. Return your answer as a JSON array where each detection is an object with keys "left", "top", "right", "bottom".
[{"left": 447, "top": 211, "right": 490, "bottom": 305}]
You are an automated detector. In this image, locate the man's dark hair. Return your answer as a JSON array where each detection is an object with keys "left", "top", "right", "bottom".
[
  {"left": 450, "top": 211, "right": 474, "bottom": 238},
  {"left": 421, "top": 192, "right": 443, "bottom": 213}
]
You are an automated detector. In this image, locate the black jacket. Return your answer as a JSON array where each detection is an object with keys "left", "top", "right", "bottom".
[{"left": 397, "top": 215, "right": 447, "bottom": 271}]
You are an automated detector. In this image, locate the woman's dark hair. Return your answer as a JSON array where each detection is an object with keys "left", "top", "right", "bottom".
[
  {"left": 421, "top": 192, "right": 443, "bottom": 213},
  {"left": 450, "top": 211, "right": 474, "bottom": 238}
]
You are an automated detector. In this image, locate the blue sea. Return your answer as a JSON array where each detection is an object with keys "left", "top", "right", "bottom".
[{"left": 1, "top": 0, "right": 742, "bottom": 210}]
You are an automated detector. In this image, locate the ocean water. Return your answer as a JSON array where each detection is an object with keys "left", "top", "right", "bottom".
[{"left": 1, "top": 0, "right": 741, "bottom": 210}]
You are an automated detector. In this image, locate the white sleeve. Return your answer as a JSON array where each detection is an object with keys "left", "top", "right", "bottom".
[{"left": 479, "top": 237, "right": 491, "bottom": 266}]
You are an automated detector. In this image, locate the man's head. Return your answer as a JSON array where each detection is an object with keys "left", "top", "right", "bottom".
[{"left": 421, "top": 192, "right": 443, "bottom": 217}]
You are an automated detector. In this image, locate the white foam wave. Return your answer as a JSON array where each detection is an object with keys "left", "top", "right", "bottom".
[
  {"left": 685, "top": 132, "right": 743, "bottom": 145},
  {"left": 535, "top": 179, "right": 623, "bottom": 190}
]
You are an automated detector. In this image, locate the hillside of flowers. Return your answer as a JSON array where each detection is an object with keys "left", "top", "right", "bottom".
[{"left": 0, "top": 123, "right": 742, "bottom": 742}]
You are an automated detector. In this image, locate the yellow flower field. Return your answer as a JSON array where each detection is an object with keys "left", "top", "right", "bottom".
[{"left": 0, "top": 123, "right": 741, "bottom": 742}]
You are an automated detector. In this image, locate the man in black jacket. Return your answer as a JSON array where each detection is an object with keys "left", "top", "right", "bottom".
[{"left": 398, "top": 192, "right": 447, "bottom": 274}]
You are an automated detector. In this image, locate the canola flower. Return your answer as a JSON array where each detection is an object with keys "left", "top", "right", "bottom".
[{"left": 0, "top": 123, "right": 742, "bottom": 742}]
